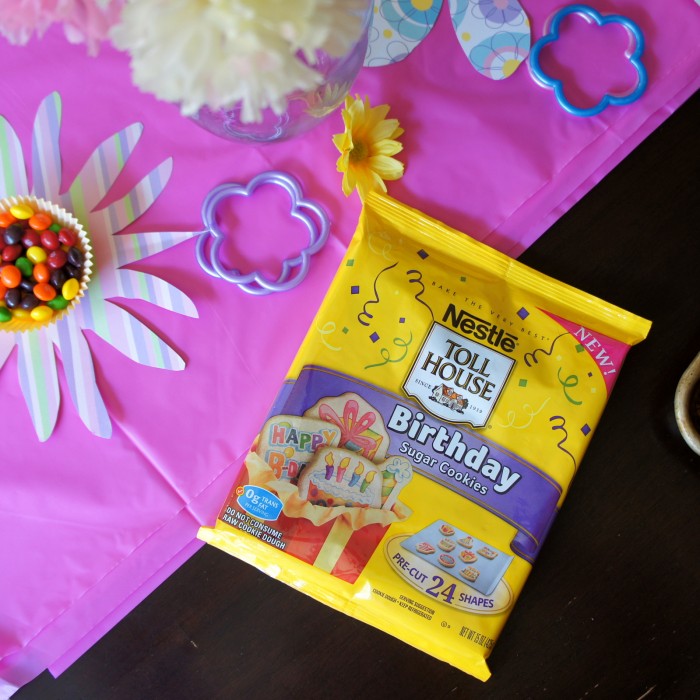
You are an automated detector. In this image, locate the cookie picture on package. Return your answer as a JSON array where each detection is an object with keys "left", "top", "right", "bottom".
[
  {"left": 304, "top": 392, "right": 389, "bottom": 462},
  {"left": 254, "top": 414, "right": 342, "bottom": 483},
  {"left": 402, "top": 521, "right": 513, "bottom": 596},
  {"left": 297, "top": 447, "right": 414, "bottom": 511},
  {"left": 297, "top": 447, "right": 383, "bottom": 508}
]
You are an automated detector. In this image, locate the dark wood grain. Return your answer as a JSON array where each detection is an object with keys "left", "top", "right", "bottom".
[{"left": 16, "top": 91, "right": 700, "bottom": 700}]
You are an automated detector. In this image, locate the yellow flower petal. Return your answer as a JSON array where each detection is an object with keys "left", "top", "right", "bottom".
[
  {"left": 332, "top": 131, "right": 351, "bottom": 153},
  {"left": 336, "top": 151, "right": 350, "bottom": 174},
  {"left": 342, "top": 171, "right": 354, "bottom": 197},
  {"left": 331, "top": 95, "right": 405, "bottom": 199},
  {"left": 371, "top": 137, "right": 403, "bottom": 157},
  {"left": 368, "top": 116, "right": 399, "bottom": 142},
  {"left": 368, "top": 155, "right": 404, "bottom": 180}
]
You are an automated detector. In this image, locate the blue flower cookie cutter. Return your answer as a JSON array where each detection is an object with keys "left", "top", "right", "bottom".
[
  {"left": 529, "top": 4, "right": 648, "bottom": 117},
  {"left": 195, "top": 171, "right": 330, "bottom": 295}
]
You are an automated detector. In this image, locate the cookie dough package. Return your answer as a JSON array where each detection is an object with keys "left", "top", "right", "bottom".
[{"left": 198, "top": 192, "right": 651, "bottom": 680}]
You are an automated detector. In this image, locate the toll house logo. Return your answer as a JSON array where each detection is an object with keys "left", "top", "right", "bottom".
[{"left": 404, "top": 321, "right": 515, "bottom": 427}]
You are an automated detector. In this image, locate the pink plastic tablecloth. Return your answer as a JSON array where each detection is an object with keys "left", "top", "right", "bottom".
[{"left": 1, "top": 1, "right": 698, "bottom": 696}]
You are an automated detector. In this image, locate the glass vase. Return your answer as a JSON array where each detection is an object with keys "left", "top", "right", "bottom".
[{"left": 191, "top": 4, "right": 372, "bottom": 144}]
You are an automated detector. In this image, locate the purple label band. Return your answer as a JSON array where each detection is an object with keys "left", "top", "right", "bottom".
[{"left": 269, "top": 367, "right": 562, "bottom": 563}]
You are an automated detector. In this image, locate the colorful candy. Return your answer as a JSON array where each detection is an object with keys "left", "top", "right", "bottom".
[
  {"left": 3, "top": 224, "right": 24, "bottom": 246},
  {"left": 9, "top": 203, "right": 33, "bottom": 220},
  {"left": 15, "top": 257, "right": 33, "bottom": 277},
  {"left": 58, "top": 228, "right": 77, "bottom": 246},
  {"left": 21, "top": 230, "right": 40, "bottom": 248},
  {"left": 62, "top": 278, "right": 80, "bottom": 300},
  {"left": 34, "top": 282, "right": 56, "bottom": 302},
  {"left": 50, "top": 267, "right": 68, "bottom": 289},
  {"left": 26, "top": 245, "right": 47, "bottom": 264},
  {"left": 30, "top": 305, "right": 54, "bottom": 322},
  {"left": 0, "top": 212, "right": 16, "bottom": 228},
  {"left": 20, "top": 294, "right": 40, "bottom": 310},
  {"left": 47, "top": 249, "right": 67, "bottom": 269},
  {"left": 29, "top": 212, "right": 52, "bottom": 231},
  {"left": 0, "top": 202, "right": 86, "bottom": 325},
  {"left": 47, "top": 295, "right": 69, "bottom": 311},
  {"left": 39, "top": 230, "right": 60, "bottom": 250},
  {"left": 32, "top": 262, "right": 50, "bottom": 283},
  {"left": 0, "top": 265, "right": 21, "bottom": 288},
  {"left": 4, "top": 288, "right": 21, "bottom": 308},
  {"left": 2, "top": 244, "right": 22, "bottom": 262}
]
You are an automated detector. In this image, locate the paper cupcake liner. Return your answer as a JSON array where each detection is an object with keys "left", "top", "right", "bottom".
[{"left": 0, "top": 195, "right": 93, "bottom": 333}]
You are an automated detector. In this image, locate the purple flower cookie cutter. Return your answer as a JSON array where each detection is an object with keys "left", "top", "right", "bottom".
[{"left": 195, "top": 171, "right": 330, "bottom": 295}]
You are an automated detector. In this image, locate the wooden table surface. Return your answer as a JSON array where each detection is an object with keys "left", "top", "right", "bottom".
[{"left": 16, "top": 92, "right": 699, "bottom": 700}]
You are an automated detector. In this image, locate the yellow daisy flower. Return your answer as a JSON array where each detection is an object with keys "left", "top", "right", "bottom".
[{"left": 333, "top": 95, "right": 405, "bottom": 199}]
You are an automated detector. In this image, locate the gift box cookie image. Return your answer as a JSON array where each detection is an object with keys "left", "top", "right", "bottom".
[
  {"left": 254, "top": 414, "right": 341, "bottom": 483},
  {"left": 304, "top": 392, "right": 389, "bottom": 462},
  {"left": 402, "top": 521, "right": 513, "bottom": 596},
  {"left": 214, "top": 388, "right": 414, "bottom": 584}
]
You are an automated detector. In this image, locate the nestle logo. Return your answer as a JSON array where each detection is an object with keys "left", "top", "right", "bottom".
[
  {"left": 404, "top": 322, "right": 515, "bottom": 428},
  {"left": 442, "top": 304, "right": 517, "bottom": 353}
]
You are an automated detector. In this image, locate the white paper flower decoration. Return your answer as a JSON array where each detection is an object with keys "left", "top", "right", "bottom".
[
  {"left": 0, "top": 93, "right": 199, "bottom": 440},
  {"left": 112, "top": 0, "right": 368, "bottom": 122}
]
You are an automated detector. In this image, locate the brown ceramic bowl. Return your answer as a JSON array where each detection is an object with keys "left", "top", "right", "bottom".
[{"left": 674, "top": 352, "right": 700, "bottom": 456}]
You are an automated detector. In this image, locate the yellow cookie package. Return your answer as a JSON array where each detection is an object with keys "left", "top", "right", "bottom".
[{"left": 198, "top": 192, "right": 651, "bottom": 680}]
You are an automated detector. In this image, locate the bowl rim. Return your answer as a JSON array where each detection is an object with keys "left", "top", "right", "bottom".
[{"left": 674, "top": 351, "right": 700, "bottom": 456}]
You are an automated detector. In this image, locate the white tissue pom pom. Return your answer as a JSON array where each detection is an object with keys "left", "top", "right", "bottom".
[{"left": 112, "top": 0, "right": 366, "bottom": 122}]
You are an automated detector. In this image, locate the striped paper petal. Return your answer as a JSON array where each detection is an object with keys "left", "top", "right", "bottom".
[
  {"left": 51, "top": 316, "right": 112, "bottom": 438},
  {"left": 86, "top": 301, "right": 186, "bottom": 371},
  {"left": 1, "top": 93, "right": 198, "bottom": 440},
  {"left": 17, "top": 331, "right": 60, "bottom": 441},
  {"left": 31, "top": 92, "right": 62, "bottom": 200},
  {"left": 0, "top": 331, "right": 17, "bottom": 370},
  {"left": 66, "top": 123, "right": 144, "bottom": 219},
  {"left": 111, "top": 230, "right": 199, "bottom": 268},
  {"left": 0, "top": 115, "right": 29, "bottom": 198},
  {"left": 89, "top": 158, "right": 173, "bottom": 235},
  {"left": 110, "top": 269, "right": 198, "bottom": 318}
]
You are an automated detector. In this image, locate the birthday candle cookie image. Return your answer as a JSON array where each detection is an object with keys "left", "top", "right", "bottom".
[
  {"left": 359, "top": 470, "right": 376, "bottom": 493},
  {"left": 297, "top": 447, "right": 382, "bottom": 508},
  {"left": 349, "top": 462, "right": 364, "bottom": 487},
  {"left": 255, "top": 415, "right": 341, "bottom": 482},
  {"left": 304, "top": 393, "right": 389, "bottom": 462},
  {"left": 336, "top": 456, "right": 350, "bottom": 482},
  {"left": 324, "top": 452, "right": 335, "bottom": 479}
]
